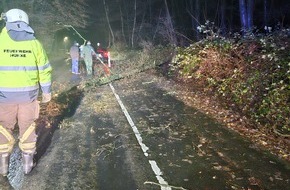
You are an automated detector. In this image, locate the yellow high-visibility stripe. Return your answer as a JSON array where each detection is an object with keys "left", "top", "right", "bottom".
[
  {"left": 19, "top": 123, "right": 36, "bottom": 152},
  {"left": 0, "top": 125, "right": 15, "bottom": 153},
  {"left": 19, "top": 142, "right": 36, "bottom": 153}
]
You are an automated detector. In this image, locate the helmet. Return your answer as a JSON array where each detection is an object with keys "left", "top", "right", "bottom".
[
  {"left": 4, "top": 9, "right": 29, "bottom": 24},
  {"left": 97, "top": 42, "right": 100, "bottom": 46},
  {"left": 87, "top": 41, "right": 91, "bottom": 45}
]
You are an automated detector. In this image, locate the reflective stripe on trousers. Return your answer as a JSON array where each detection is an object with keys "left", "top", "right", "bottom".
[{"left": 0, "top": 101, "right": 39, "bottom": 153}]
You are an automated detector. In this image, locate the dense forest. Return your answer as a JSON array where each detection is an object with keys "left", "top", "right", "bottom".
[{"left": 0, "top": 0, "right": 289, "bottom": 49}]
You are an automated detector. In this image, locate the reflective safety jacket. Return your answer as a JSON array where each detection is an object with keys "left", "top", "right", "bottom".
[{"left": 0, "top": 27, "right": 52, "bottom": 103}]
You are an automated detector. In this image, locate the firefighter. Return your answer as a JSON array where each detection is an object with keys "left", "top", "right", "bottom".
[
  {"left": 82, "top": 40, "right": 97, "bottom": 77},
  {"left": 69, "top": 41, "right": 80, "bottom": 74},
  {"left": 0, "top": 9, "right": 52, "bottom": 175}
]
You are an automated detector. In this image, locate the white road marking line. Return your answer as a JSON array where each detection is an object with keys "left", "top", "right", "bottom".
[{"left": 109, "top": 83, "right": 171, "bottom": 190}]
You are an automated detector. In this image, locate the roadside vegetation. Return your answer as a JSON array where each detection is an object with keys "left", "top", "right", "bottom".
[
  {"left": 171, "top": 29, "right": 290, "bottom": 136},
  {"left": 109, "top": 27, "right": 290, "bottom": 138},
  {"left": 102, "top": 26, "right": 290, "bottom": 162},
  {"left": 43, "top": 24, "right": 290, "bottom": 162},
  {"left": 159, "top": 28, "right": 290, "bottom": 162}
]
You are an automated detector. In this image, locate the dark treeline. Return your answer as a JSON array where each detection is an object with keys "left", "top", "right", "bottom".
[
  {"left": 0, "top": 0, "right": 289, "bottom": 49},
  {"left": 84, "top": 0, "right": 290, "bottom": 47}
]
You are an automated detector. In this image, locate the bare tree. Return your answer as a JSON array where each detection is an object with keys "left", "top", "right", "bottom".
[
  {"left": 118, "top": 0, "right": 127, "bottom": 46},
  {"left": 163, "top": 0, "right": 176, "bottom": 46},
  {"left": 103, "top": 0, "right": 115, "bottom": 47},
  {"left": 263, "top": 0, "right": 269, "bottom": 27},
  {"left": 131, "top": 0, "right": 137, "bottom": 47}
]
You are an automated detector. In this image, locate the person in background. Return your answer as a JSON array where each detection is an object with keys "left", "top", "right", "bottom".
[
  {"left": 82, "top": 40, "right": 96, "bottom": 77},
  {"left": 79, "top": 44, "right": 84, "bottom": 59},
  {"left": 96, "top": 42, "right": 101, "bottom": 50},
  {"left": 69, "top": 42, "right": 80, "bottom": 74},
  {"left": 79, "top": 43, "right": 85, "bottom": 73},
  {"left": 96, "top": 42, "right": 104, "bottom": 62},
  {"left": 0, "top": 8, "right": 52, "bottom": 175}
]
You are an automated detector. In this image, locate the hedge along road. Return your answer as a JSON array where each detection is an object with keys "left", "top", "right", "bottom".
[{"left": 1, "top": 58, "right": 289, "bottom": 190}]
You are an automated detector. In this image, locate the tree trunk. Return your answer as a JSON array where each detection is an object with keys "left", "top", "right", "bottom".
[
  {"left": 103, "top": 0, "right": 115, "bottom": 47},
  {"left": 220, "top": 0, "right": 226, "bottom": 35},
  {"left": 263, "top": 0, "right": 269, "bottom": 27},
  {"left": 247, "top": 0, "right": 254, "bottom": 30},
  {"left": 195, "top": 0, "right": 200, "bottom": 40},
  {"left": 138, "top": 6, "right": 146, "bottom": 37},
  {"left": 164, "top": 0, "right": 176, "bottom": 46},
  {"left": 118, "top": 0, "right": 127, "bottom": 46},
  {"left": 239, "top": 0, "right": 248, "bottom": 32},
  {"left": 153, "top": 9, "right": 162, "bottom": 41},
  {"left": 131, "top": 0, "right": 137, "bottom": 48},
  {"left": 228, "top": 0, "right": 234, "bottom": 32}
]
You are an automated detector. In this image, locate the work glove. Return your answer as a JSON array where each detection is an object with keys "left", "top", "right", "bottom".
[{"left": 41, "top": 93, "right": 51, "bottom": 104}]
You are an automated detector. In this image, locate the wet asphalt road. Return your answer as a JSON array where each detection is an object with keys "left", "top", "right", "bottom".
[
  {"left": 1, "top": 59, "right": 289, "bottom": 189},
  {"left": 110, "top": 72, "right": 290, "bottom": 190}
]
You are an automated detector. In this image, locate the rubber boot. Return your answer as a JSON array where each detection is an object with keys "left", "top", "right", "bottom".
[
  {"left": 0, "top": 153, "right": 9, "bottom": 176},
  {"left": 22, "top": 152, "right": 34, "bottom": 174}
]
